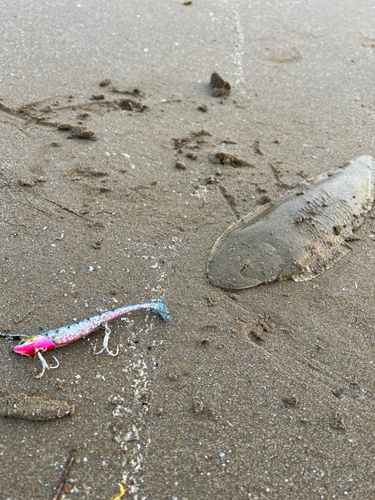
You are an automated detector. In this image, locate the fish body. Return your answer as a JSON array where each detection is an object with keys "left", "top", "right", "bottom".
[
  {"left": 13, "top": 301, "right": 171, "bottom": 356},
  {"left": 207, "top": 155, "right": 374, "bottom": 289}
]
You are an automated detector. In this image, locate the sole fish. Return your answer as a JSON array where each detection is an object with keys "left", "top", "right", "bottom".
[{"left": 207, "top": 155, "right": 374, "bottom": 289}]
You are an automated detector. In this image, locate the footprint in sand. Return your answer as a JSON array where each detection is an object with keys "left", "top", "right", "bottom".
[{"left": 253, "top": 38, "right": 302, "bottom": 64}]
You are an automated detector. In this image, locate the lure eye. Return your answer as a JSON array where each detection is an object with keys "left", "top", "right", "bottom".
[{"left": 19, "top": 339, "right": 27, "bottom": 345}]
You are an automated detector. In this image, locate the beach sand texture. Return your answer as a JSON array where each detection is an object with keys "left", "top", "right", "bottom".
[{"left": 1, "top": 1, "right": 375, "bottom": 498}]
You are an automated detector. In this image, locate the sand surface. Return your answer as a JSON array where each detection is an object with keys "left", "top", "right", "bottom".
[{"left": 1, "top": 1, "right": 375, "bottom": 498}]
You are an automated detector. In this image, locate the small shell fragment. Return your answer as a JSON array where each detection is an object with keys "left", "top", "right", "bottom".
[
  {"left": 208, "top": 156, "right": 374, "bottom": 289},
  {"left": 0, "top": 393, "right": 75, "bottom": 421}
]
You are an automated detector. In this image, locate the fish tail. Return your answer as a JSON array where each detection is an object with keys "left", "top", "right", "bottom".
[{"left": 150, "top": 301, "right": 171, "bottom": 322}]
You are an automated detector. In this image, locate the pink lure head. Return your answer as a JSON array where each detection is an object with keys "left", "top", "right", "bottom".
[{"left": 14, "top": 335, "right": 56, "bottom": 357}]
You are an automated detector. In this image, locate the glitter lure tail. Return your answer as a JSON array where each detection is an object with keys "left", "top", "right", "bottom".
[{"left": 12, "top": 301, "right": 171, "bottom": 377}]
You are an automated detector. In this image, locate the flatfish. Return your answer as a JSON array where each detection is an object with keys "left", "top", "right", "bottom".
[{"left": 207, "top": 155, "right": 374, "bottom": 289}]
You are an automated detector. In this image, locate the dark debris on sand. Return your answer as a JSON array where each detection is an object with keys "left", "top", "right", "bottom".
[
  {"left": 210, "top": 151, "right": 254, "bottom": 168},
  {"left": 210, "top": 72, "right": 231, "bottom": 97}
]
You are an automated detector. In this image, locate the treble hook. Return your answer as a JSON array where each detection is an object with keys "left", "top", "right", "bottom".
[
  {"left": 35, "top": 349, "right": 59, "bottom": 378},
  {"left": 94, "top": 323, "right": 119, "bottom": 357}
]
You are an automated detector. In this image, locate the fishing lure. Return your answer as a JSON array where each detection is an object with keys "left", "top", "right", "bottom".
[{"left": 11, "top": 301, "right": 171, "bottom": 378}]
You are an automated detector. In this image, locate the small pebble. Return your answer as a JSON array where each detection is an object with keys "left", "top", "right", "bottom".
[
  {"left": 198, "top": 104, "right": 208, "bottom": 112},
  {"left": 99, "top": 78, "right": 111, "bottom": 87},
  {"left": 175, "top": 161, "right": 187, "bottom": 170}
]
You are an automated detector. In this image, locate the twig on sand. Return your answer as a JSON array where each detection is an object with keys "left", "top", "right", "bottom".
[{"left": 52, "top": 455, "right": 74, "bottom": 500}]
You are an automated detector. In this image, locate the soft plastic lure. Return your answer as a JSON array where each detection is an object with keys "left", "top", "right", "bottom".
[{"left": 12, "top": 301, "right": 171, "bottom": 377}]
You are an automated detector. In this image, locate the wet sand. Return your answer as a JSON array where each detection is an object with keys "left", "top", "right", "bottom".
[{"left": 1, "top": 1, "right": 375, "bottom": 498}]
